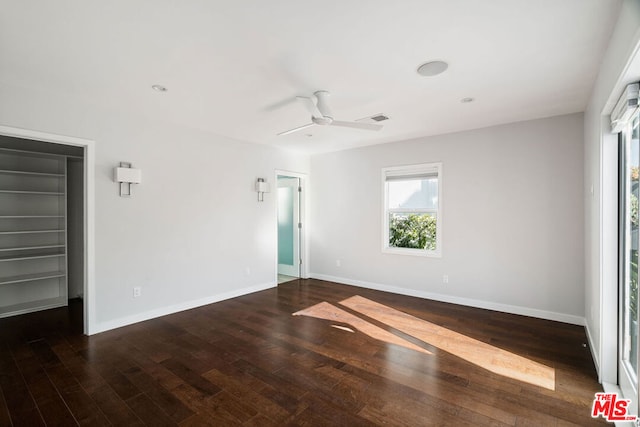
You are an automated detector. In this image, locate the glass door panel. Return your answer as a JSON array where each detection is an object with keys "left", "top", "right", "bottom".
[
  {"left": 277, "top": 176, "right": 300, "bottom": 278},
  {"left": 620, "top": 113, "right": 639, "bottom": 411}
]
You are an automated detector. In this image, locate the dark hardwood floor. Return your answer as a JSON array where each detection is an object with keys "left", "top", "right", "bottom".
[{"left": 0, "top": 279, "right": 604, "bottom": 426}]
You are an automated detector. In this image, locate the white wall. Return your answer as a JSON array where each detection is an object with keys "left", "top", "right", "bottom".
[
  {"left": 584, "top": 0, "right": 640, "bottom": 382},
  {"left": 311, "top": 113, "right": 585, "bottom": 323},
  {"left": 0, "top": 81, "right": 310, "bottom": 333}
]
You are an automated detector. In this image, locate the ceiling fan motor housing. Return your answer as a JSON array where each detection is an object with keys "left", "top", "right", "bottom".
[
  {"left": 312, "top": 116, "right": 333, "bottom": 125},
  {"left": 314, "top": 90, "right": 333, "bottom": 119}
]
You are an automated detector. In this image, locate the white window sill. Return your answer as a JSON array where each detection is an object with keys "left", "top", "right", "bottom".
[{"left": 382, "top": 247, "right": 441, "bottom": 258}]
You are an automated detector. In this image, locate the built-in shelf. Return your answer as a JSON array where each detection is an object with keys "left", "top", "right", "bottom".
[
  {"left": 0, "top": 245, "right": 65, "bottom": 252},
  {"left": 0, "top": 230, "right": 64, "bottom": 235},
  {"left": 0, "top": 271, "right": 66, "bottom": 286},
  {"left": 0, "top": 190, "right": 64, "bottom": 195},
  {"left": 0, "top": 215, "right": 64, "bottom": 219},
  {"left": 0, "top": 251, "right": 64, "bottom": 262},
  {"left": 0, "top": 169, "right": 64, "bottom": 177},
  {"left": 0, "top": 149, "right": 68, "bottom": 318},
  {"left": 0, "top": 296, "right": 67, "bottom": 319}
]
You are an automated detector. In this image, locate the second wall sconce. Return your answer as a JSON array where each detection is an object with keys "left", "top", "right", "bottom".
[
  {"left": 255, "top": 178, "right": 270, "bottom": 202},
  {"left": 114, "top": 162, "right": 142, "bottom": 197}
]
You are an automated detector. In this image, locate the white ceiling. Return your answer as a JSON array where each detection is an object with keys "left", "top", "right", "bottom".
[{"left": 0, "top": 1, "right": 622, "bottom": 154}]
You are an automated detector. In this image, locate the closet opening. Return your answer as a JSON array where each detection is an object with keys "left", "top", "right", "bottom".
[{"left": 0, "top": 130, "right": 92, "bottom": 334}]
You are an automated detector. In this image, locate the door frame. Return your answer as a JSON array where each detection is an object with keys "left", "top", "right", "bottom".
[
  {"left": 0, "top": 125, "right": 96, "bottom": 335},
  {"left": 275, "top": 170, "right": 309, "bottom": 281}
]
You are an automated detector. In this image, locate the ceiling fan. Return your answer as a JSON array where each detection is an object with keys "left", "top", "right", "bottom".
[{"left": 277, "top": 90, "right": 383, "bottom": 136}]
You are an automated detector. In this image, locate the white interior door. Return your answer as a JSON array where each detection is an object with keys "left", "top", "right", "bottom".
[{"left": 277, "top": 176, "right": 300, "bottom": 277}]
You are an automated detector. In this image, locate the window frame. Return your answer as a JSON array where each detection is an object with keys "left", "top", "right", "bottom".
[{"left": 382, "top": 162, "right": 442, "bottom": 257}]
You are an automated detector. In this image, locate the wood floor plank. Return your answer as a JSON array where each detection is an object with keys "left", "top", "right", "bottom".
[
  {"left": 88, "top": 383, "right": 144, "bottom": 426},
  {"left": 119, "top": 346, "right": 186, "bottom": 392},
  {"left": 296, "top": 393, "right": 379, "bottom": 427},
  {"left": 120, "top": 365, "right": 194, "bottom": 423},
  {"left": 231, "top": 357, "right": 308, "bottom": 403},
  {"left": 50, "top": 342, "right": 110, "bottom": 398},
  {"left": 0, "top": 281, "right": 607, "bottom": 426},
  {"left": 125, "top": 393, "right": 177, "bottom": 427},
  {"left": 39, "top": 361, "right": 110, "bottom": 426},
  {"left": 206, "top": 390, "right": 258, "bottom": 423},
  {"left": 10, "top": 347, "right": 76, "bottom": 426},
  {"left": 160, "top": 357, "right": 222, "bottom": 397},
  {"left": 170, "top": 383, "right": 242, "bottom": 424},
  {"left": 0, "top": 385, "right": 11, "bottom": 427},
  {"left": 0, "top": 361, "right": 44, "bottom": 427},
  {"left": 94, "top": 366, "right": 142, "bottom": 402},
  {"left": 243, "top": 413, "right": 281, "bottom": 427},
  {"left": 201, "top": 367, "right": 293, "bottom": 424}
]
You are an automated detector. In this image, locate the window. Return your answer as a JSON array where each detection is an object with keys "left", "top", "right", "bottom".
[{"left": 382, "top": 163, "right": 442, "bottom": 257}]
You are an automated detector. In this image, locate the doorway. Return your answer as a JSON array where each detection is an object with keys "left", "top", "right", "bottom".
[{"left": 276, "top": 171, "right": 306, "bottom": 284}]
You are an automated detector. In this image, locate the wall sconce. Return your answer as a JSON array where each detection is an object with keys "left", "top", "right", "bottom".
[
  {"left": 255, "top": 178, "right": 270, "bottom": 202},
  {"left": 114, "top": 162, "right": 142, "bottom": 197}
]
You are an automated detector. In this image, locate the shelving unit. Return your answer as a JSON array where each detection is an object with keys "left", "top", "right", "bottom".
[{"left": 0, "top": 148, "right": 68, "bottom": 318}]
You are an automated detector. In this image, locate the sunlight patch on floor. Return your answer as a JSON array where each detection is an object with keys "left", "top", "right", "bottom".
[
  {"left": 293, "top": 301, "right": 432, "bottom": 355},
  {"left": 340, "top": 295, "right": 555, "bottom": 390},
  {"left": 331, "top": 324, "right": 355, "bottom": 333}
]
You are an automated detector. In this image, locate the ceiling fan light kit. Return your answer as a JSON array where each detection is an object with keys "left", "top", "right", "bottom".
[{"left": 278, "top": 90, "right": 383, "bottom": 136}]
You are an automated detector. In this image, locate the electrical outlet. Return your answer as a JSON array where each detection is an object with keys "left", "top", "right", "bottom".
[
  {"left": 443, "top": 275, "right": 449, "bottom": 284},
  {"left": 133, "top": 286, "right": 141, "bottom": 298},
  {"left": 336, "top": 259, "right": 341, "bottom": 267}
]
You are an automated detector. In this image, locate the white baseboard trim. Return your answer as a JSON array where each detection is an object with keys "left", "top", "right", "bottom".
[
  {"left": 311, "top": 273, "right": 585, "bottom": 326},
  {"left": 92, "top": 281, "right": 276, "bottom": 335},
  {"left": 584, "top": 321, "right": 601, "bottom": 380}
]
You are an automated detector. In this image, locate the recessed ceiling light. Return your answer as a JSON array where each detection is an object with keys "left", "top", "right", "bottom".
[
  {"left": 417, "top": 61, "right": 448, "bottom": 77},
  {"left": 461, "top": 97, "right": 475, "bottom": 103},
  {"left": 151, "top": 85, "right": 167, "bottom": 92}
]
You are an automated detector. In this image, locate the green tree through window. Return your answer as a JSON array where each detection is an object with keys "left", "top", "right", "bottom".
[{"left": 389, "top": 214, "right": 436, "bottom": 250}]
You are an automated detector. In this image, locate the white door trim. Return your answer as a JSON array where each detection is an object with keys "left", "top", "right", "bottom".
[
  {"left": 0, "top": 125, "right": 96, "bottom": 335},
  {"left": 275, "top": 170, "right": 309, "bottom": 280}
]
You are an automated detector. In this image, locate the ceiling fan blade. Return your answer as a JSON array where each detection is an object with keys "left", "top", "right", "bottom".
[
  {"left": 330, "top": 120, "right": 383, "bottom": 131},
  {"left": 277, "top": 123, "right": 315, "bottom": 136},
  {"left": 296, "top": 96, "right": 323, "bottom": 118}
]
